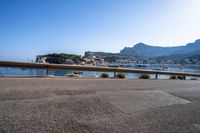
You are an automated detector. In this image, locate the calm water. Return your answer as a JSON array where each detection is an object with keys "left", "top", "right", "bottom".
[{"left": 0, "top": 65, "right": 200, "bottom": 79}]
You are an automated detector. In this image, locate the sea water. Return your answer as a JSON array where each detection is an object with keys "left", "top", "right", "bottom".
[{"left": 0, "top": 65, "right": 200, "bottom": 79}]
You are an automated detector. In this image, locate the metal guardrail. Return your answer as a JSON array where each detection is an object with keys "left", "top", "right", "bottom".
[{"left": 0, "top": 60, "right": 200, "bottom": 78}]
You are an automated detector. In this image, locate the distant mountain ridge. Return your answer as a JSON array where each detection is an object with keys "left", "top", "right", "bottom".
[
  {"left": 85, "top": 39, "right": 200, "bottom": 63},
  {"left": 120, "top": 39, "right": 200, "bottom": 58}
]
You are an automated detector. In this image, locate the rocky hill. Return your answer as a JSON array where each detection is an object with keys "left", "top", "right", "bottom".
[
  {"left": 120, "top": 39, "right": 200, "bottom": 58},
  {"left": 36, "top": 53, "right": 83, "bottom": 64}
]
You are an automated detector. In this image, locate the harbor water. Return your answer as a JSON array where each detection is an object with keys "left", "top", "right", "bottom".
[{"left": 0, "top": 65, "right": 200, "bottom": 79}]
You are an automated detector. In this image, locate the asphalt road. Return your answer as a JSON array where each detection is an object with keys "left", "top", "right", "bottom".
[{"left": 0, "top": 78, "right": 200, "bottom": 133}]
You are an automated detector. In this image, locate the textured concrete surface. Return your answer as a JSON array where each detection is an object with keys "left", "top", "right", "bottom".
[
  {"left": 97, "top": 90, "right": 190, "bottom": 113},
  {"left": 0, "top": 78, "right": 200, "bottom": 133}
]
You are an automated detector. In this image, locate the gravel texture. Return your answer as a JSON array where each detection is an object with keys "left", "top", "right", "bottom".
[{"left": 0, "top": 78, "right": 200, "bottom": 133}]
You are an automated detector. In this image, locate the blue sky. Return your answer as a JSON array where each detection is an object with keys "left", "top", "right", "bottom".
[{"left": 1, "top": 0, "right": 200, "bottom": 61}]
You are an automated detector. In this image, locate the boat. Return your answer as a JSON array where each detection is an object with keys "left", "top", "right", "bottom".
[
  {"left": 152, "top": 68, "right": 162, "bottom": 71},
  {"left": 119, "top": 64, "right": 133, "bottom": 68},
  {"left": 65, "top": 73, "right": 81, "bottom": 78},
  {"left": 108, "top": 65, "right": 119, "bottom": 68},
  {"left": 135, "top": 64, "right": 150, "bottom": 67},
  {"left": 73, "top": 71, "right": 83, "bottom": 74},
  {"left": 20, "top": 67, "right": 27, "bottom": 70},
  {"left": 179, "top": 66, "right": 184, "bottom": 69},
  {"left": 90, "top": 74, "right": 99, "bottom": 78}
]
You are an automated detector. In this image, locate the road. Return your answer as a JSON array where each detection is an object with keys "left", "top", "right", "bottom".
[{"left": 0, "top": 78, "right": 200, "bottom": 133}]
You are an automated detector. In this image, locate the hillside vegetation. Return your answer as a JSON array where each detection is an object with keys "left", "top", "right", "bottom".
[{"left": 36, "top": 53, "right": 83, "bottom": 64}]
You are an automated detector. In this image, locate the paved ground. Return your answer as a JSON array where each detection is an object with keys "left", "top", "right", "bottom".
[{"left": 0, "top": 78, "right": 200, "bottom": 133}]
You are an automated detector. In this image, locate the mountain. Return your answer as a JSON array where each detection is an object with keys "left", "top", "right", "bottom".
[
  {"left": 120, "top": 39, "right": 200, "bottom": 58},
  {"left": 120, "top": 43, "right": 176, "bottom": 57},
  {"left": 85, "top": 39, "right": 200, "bottom": 63}
]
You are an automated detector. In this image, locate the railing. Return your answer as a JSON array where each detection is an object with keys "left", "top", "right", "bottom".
[{"left": 0, "top": 60, "right": 200, "bottom": 79}]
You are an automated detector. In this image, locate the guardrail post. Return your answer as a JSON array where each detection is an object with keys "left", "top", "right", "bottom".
[
  {"left": 46, "top": 66, "right": 49, "bottom": 77},
  {"left": 183, "top": 75, "right": 186, "bottom": 80},
  {"left": 155, "top": 73, "right": 158, "bottom": 79},
  {"left": 114, "top": 70, "right": 116, "bottom": 78}
]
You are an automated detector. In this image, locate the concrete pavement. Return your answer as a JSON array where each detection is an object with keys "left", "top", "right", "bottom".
[{"left": 0, "top": 78, "right": 200, "bottom": 133}]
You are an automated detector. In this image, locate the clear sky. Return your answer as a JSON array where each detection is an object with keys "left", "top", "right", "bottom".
[{"left": 1, "top": 0, "right": 200, "bottom": 61}]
